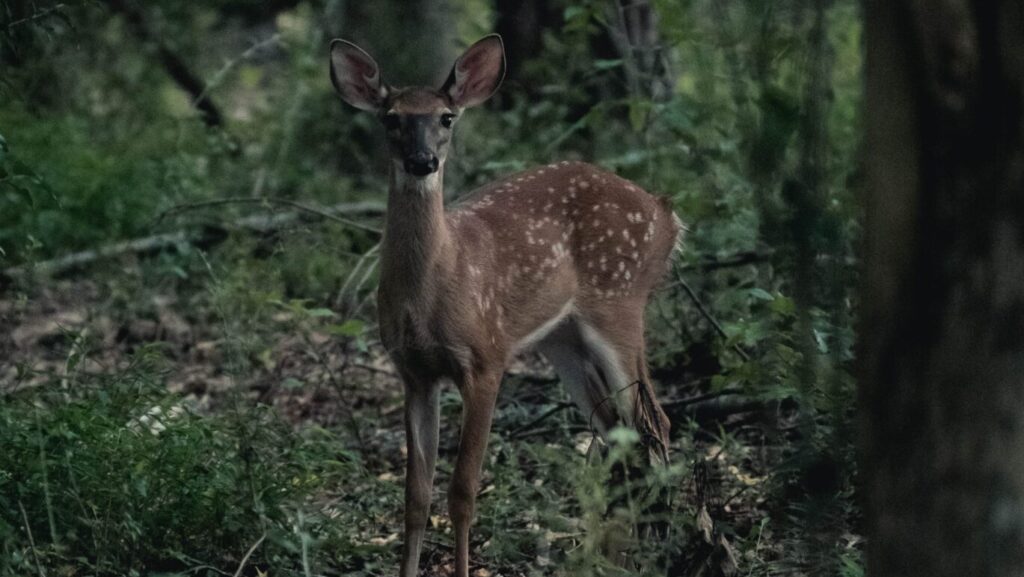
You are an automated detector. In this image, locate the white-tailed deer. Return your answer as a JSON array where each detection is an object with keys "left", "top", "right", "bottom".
[{"left": 330, "top": 34, "right": 680, "bottom": 577}]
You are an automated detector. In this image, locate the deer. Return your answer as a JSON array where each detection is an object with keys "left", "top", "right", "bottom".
[{"left": 329, "top": 34, "right": 681, "bottom": 577}]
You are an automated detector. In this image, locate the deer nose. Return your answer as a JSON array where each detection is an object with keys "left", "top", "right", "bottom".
[{"left": 404, "top": 152, "right": 439, "bottom": 176}]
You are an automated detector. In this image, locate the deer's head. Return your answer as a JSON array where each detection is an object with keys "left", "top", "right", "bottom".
[{"left": 330, "top": 35, "right": 506, "bottom": 177}]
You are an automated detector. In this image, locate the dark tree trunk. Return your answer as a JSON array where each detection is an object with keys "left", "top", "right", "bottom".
[
  {"left": 861, "top": 1, "right": 1024, "bottom": 576},
  {"left": 606, "top": 0, "right": 673, "bottom": 101},
  {"left": 494, "top": 0, "right": 541, "bottom": 82},
  {"left": 493, "top": 0, "right": 561, "bottom": 85},
  {"left": 104, "top": 0, "right": 224, "bottom": 128},
  {"left": 330, "top": 0, "right": 453, "bottom": 86}
]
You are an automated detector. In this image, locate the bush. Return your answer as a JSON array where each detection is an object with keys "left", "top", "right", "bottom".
[{"left": 0, "top": 347, "right": 372, "bottom": 576}]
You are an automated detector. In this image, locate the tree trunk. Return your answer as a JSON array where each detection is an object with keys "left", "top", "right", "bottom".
[
  {"left": 861, "top": 2, "right": 1024, "bottom": 577},
  {"left": 331, "top": 0, "right": 453, "bottom": 86},
  {"left": 493, "top": 0, "right": 562, "bottom": 84},
  {"left": 104, "top": 0, "right": 224, "bottom": 127},
  {"left": 606, "top": 0, "right": 673, "bottom": 101},
  {"left": 493, "top": 0, "right": 541, "bottom": 83}
]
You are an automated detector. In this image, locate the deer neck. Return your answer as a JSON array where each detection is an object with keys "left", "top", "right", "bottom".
[{"left": 380, "top": 163, "right": 454, "bottom": 300}]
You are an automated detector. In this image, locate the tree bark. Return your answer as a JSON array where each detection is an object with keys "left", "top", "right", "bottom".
[
  {"left": 104, "top": 0, "right": 224, "bottom": 127},
  {"left": 861, "top": 2, "right": 1024, "bottom": 576},
  {"left": 331, "top": 0, "right": 453, "bottom": 86},
  {"left": 606, "top": 0, "right": 673, "bottom": 101},
  {"left": 493, "top": 0, "right": 561, "bottom": 87}
]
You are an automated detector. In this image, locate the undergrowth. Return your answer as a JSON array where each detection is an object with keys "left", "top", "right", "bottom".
[{"left": 0, "top": 347, "right": 387, "bottom": 576}]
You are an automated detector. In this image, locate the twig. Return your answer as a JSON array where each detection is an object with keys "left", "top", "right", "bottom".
[
  {"left": 509, "top": 402, "right": 574, "bottom": 438},
  {"left": 6, "top": 3, "right": 66, "bottom": 29},
  {"left": 232, "top": 533, "right": 266, "bottom": 577},
  {"left": 349, "top": 362, "right": 398, "bottom": 378},
  {"left": 674, "top": 268, "right": 752, "bottom": 362},
  {"left": 336, "top": 241, "right": 381, "bottom": 310},
  {"left": 720, "top": 483, "right": 756, "bottom": 510},
  {"left": 675, "top": 250, "right": 773, "bottom": 272},
  {"left": 667, "top": 250, "right": 856, "bottom": 277},
  {"left": 184, "top": 565, "right": 232, "bottom": 576},
  {"left": 660, "top": 387, "right": 746, "bottom": 409},
  {"left": 347, "top": 259, "right": 381, "bottom": 319},
  {"left": 194, "top": 35, "right": 281, "bottom": 107},
  {"left": 18, "top": 500, "right": 46, "bottom": 577},
  {"left": 589, "top": 380, "right": 641, "bottom": 434}
]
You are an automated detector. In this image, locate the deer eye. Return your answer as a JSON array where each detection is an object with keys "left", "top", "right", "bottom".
[
  {"left": 440, "top": 113, "right": 455, "bottom": 128},
  {"left": 383, "top": 113, "right": 401, "bottom": 131}
]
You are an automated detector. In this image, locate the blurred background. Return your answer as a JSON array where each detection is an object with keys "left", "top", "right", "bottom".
[{"left": 0, "top": 1, "right": 863, "bottom": 576}]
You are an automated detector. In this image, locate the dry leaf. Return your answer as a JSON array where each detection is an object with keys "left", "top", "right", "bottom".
[
  {"left": 696, "top": 504, "right": 714, "bottom": 544},
  {"left": 369, "top": 532, "right": 399, "bottom": 546}
]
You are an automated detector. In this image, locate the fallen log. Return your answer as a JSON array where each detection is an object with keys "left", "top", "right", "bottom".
[{"left": 1, "top": 200, "right": 385, "bottom": 283}]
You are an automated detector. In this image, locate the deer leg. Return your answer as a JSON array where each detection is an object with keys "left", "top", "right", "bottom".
[
  {"left": 538, "top": 319, "right": 619, "bottom": 434},
  {"left": 449, "top": 372, "right": 501, "bottom": 577},
  {"left": 400, "top": 381, "right": 441, "bottom": 577},
  {"left": 576, "top": 304, "right": 671, "bottom": 453}
]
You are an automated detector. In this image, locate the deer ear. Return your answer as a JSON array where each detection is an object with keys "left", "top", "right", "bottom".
[
  {"left": 330, "top": 39, "right": 388, "bottom": 111},
  {"left": 441, "top": 34, "right": 505, "bottom": 108}
]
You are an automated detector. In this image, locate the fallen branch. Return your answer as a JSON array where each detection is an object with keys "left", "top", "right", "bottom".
[
  {"left": 155, "top": 197, "right": 383, "bottom": 234},
  {"left": 676, "top": 250, "right": 773, "bottom": 272},
  {"left": 3, "top": 230, "right": 207, "bottom": 280},
  {"left": 660, "top": 387, "right": 746, "bottom": 410},
  {"left": 2, "top": 200, "right": 385, "bottom": 281},
  {"left": 665, "top": 392, "right": 780, "bottom": 425}
]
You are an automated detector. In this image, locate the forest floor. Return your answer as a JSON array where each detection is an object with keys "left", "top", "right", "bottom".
[{"left": 0, "top": 265, "right": 853, "bottom": 576}]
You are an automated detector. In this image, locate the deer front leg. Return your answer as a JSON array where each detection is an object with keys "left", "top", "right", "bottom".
[
  {"left": 449, "top": 373, "right": 501, "bottom": 577},
  {"left": 400, "top": 381, "right": 441, "bottom": 577}
]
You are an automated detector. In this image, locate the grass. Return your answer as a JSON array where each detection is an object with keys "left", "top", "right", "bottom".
[
  {"left": 0, "top": 2, "right": 864, "bottom": 571},
  {"left": 0, "top": 226, "right": 862, "bottom": 576},
  {"left": 0, "top": 345, "right": 387, "bottom": 576}
]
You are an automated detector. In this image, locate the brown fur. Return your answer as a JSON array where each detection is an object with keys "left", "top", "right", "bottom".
[
  {"left": 331, "top": 35, "right": 678, "bottom": 577},
  {"left": 378, "top": 160, "right": 678, "bottom": 577}
]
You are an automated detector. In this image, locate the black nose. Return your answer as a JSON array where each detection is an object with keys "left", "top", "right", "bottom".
[{"left": 404, "top": 152, "right": 439, "bottom": 176}]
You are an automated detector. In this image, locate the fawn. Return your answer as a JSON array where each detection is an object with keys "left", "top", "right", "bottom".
[{"left": 329, "top": 34, "right": 680, "bottom": 577}]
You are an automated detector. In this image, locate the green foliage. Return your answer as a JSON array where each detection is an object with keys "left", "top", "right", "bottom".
[
  {"left": 0, "top": 0, "right": 865, "bottom": 574},
  {"left": 0, "top": 102, "right": 231, "bottom": 265},
  {"left": 0, "top": 348, "right": 383, "bottom": 576}
]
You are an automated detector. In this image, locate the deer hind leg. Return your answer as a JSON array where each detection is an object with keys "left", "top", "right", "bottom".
[
  {"left": 539, "top": 311, "right": 672, "bottom": 564},
  {"left": 538, "top": 319, "right": 620, "bottom": 434},
  {"left": 539, "top": 313, "right": 670, "bottom": 454}
]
